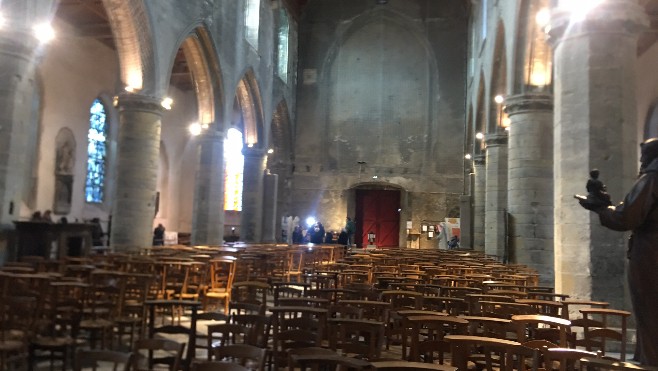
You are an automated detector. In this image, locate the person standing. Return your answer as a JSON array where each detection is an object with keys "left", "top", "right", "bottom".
[
  {"left": 578, "top": 138, "right": 658, "bottom": 366},
  {"left": 153, "top": 223, "right": 165, "bottom": 246},
  {"left": 345, "top": 217, "right": 356, "bottom": 247}
]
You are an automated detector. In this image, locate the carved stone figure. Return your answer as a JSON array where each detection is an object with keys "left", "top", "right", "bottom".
[{"left": 575, "top": 168, "right": 612, "bottom": 210}]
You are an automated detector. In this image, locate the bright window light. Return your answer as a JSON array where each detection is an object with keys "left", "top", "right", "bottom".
[
  {"left": 33, "top": 22, "right": 55, "bottom": 43},
  {"left": 224, "top": 128, "right": 244, "bottom": 211},
  {"left": 245, "top": 0, "right": 260, "bottom": 48}
]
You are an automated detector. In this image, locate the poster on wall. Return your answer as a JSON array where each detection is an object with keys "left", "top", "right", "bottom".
[{"left": 444, "top": 218, "right": 461, "bottom": 238}]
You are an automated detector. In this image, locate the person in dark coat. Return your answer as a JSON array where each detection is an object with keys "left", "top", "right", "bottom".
[{"left": 579, "top": 138, "right": 658, "bottom": 366}]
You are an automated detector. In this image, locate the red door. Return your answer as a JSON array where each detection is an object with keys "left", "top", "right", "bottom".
[{"left": 355, "top": 190, "right": 400, "bottom": 248}]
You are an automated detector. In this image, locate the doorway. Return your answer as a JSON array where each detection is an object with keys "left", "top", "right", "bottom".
[{"left": 355, "top": 189, "right": 400, "bottom": 248}]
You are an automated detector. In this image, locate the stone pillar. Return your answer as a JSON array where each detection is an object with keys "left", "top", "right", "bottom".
[
  {"left": 111, "top": 94, "right": 162, "bottom": 251},
  {"left": 459, "top": 195, "right": 473, "bottom": 249},
  {"left": 0, "top": 1, "right": 57, "bottom": 262},
  {"left": 472, "top": 154, "right": 486, "bottom": 251},
  {"left": 551, "top": 0, "right": 647, "bottom": 305},
  {"left": 484, "top": 133, "right": 508, "bottom": 260},
  {"left": 505, "top": 94, "right": 554, "bottom": 283},
  {"left": 240, "top": 148, "right": 266, "bottom": 243},
  {"left": 261, "top": 170, "right": 278, "bottom": 243},
  {"left": 191, "top": 129, "right": 225, "bottom": 245}
]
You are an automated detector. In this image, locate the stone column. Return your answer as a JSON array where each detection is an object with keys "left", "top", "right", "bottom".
[
  {"left": 0, "top": 32, "right": 38, "bottom": 228},
  {"left": 484, "top": 133, "right": 508, "bottom": 260},
  {"left": 551, "top": 0, "right": 647, "bottom": 305},
  {"left": 240, "top": 147, "right": 266, "bottom": 243},
  {"left": 261, "top": 170, "right": 278, "bottom": 243},
  {"left": 111, "top": 94, "right": 162, "bottom": 251},
  {"left": 472, "top": 154, "right": 486, "bottom": 251},
  {"left": 505, "top": 94, "right": 554, "bottom": 283},
  {"left": 191, "top": 129, "right": 225, "bottom": 245}
]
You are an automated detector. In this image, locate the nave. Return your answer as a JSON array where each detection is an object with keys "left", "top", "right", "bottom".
[{"left": 0, "top": 245, "right": 649, "bottom": 370}]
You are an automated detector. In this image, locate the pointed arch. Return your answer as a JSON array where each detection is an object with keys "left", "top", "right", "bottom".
[
  {"left": 235, "top": 69, "right": 265, "bottom": 148},
  {"left": 102, "top": 0, "right": 154, "bottom": 92},
  {"left": 475, "top": 72, "right": 487, "bottom": 155},
  {"left": 513, "top": 0, "right": 551, "bottom": 94},
  {"left": 175, "top": 26, "right": 225, "bottom": 128},
  {"left": 488, "top": 21, "right": 507, "bottom": 133}
]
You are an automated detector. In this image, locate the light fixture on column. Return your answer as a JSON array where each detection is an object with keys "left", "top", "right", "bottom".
[
  {"left": 475, "top": 132, "right": 484, "bottom": 140},
  {"left": 465, "top": 153, "right": 472, "bottom": 160},
  {"left": 494, "top": 95, "right": 510, "bottom": 131},
  {"left": 267, "top": 148, "right": 274, "bottom": 154},
  {"left": 161, "top": 97, "right": 173, "bottom": 110},
  {"left": 188, "top": 122, "right": 202, "bottom": 136}
]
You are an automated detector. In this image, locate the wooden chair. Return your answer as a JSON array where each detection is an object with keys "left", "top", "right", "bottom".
[
  {"left": 230, "top": 281, "right": 270, "bottom": 315},
  {"left": 192, "top": 361, "right": 250, "bottom": 371},
  {"left": 211, "top": 344, "right": 267, "bottom": 371},
  {"left": 579, "top": 357, "right": 658, "bottom": 371},
  {"left": 371, "top": 361, "right": 457, "bottom": 371},
  {"left": 404, "top": 315, "right": 469, "bottom": 363},
  {"left": 444, "top": 334, "right": 540, "bottom": 371},
  {"left": 204, "top": 258, "right": 237, "bottom": 313},
  {"left": 206, "top": 323, "right": 250, "bottom": 360},
  {"left": 73, "top": 349, "right": 133, "bottom": 371},
  {"left": 542, "top": 348, "right": 599, "bottom": 371},
  {"left": 132, "top": 338, "right": 185, "bottom": 371},
  {"left": 288, "top": 347, "right": 373, "bottom": 371},
  {"left": 511, "top": 314, "right": 572, "bottom": 347},
  {"left": 579, "top": 308, "right": 631, "bottom": 361},
  {"left": 328, "top": 318, "right": 386, "bottom": 361},
  {"left": 270, "top": 306, "right": 328, "bottom": 369}
]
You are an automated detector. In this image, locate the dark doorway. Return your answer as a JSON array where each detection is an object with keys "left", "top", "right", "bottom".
[{"left": 355, "top": 189, "right": 400, "bottom": 248}]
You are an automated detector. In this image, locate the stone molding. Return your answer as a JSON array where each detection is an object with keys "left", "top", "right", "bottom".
[
  {"left": 504, "top": 94, "right": 553, "bottom": 116},
  {"left": 242, "top": 147, "right": 266, "bottom": 158},
  {"left": 473, "top": 154, "right": 486, "bottom": 166},
  {"left": 549, "top": 0, "right": 648, "bottom": 47},
  {"left": 484, "top": 132, "right": 508, "bottom": 148},
  {"left": 117, "top": 93, "right": 164, "bottom": 114}
]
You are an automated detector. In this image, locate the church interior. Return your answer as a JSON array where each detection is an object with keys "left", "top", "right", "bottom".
[{"left": 2, "top": 0, "right": 658, "bottom": 368}]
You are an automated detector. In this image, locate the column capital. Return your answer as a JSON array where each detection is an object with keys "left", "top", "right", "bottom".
[
  {"left": 117, "top": 93, "right": 164, "bottom": 115},
  {"left": 549, "top": 0, "right": 648, "bottom": 47},
  {"left": 474, "top": 154, "right": 486, "bottom": 166},
  {"left": 242, "top": 147, "right": 266, "bottom": 158},
  {"left": 484, "top": 132, "right": 508, "bottom": 148},
  {"left": 504, "top": 94, "right": 553, "bottom": 116}
]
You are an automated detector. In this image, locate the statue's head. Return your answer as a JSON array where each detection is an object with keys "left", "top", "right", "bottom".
[{"left": 640, "top": 138, "right": 658, "bottom": 169}]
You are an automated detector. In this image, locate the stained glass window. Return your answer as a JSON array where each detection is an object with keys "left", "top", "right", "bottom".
[
  {"left": 245, "top": 0, "right": 260, "bottom": 48},
  {"left": 224, "top": 128, "right": 244, "bottom": 211},
  {"left": 277, "top": 9, "right": 289, "bottom": 82},
  {"left": 85, "top": 99, "right": 107, "bottom": 203}
]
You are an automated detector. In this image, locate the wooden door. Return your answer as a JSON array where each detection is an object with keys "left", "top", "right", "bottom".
[{"left": 355, "top": 189, "right": 400, "bottom": 248}]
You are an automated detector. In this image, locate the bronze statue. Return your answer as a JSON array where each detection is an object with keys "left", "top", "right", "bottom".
[
  {"left": 574, "top": 168, "right": 612, "bottom": 210},
  {"left": 577, "top": 138, "right": 658, "bottom": 366}
]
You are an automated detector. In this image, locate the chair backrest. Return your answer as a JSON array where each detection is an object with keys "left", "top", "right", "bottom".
[
  {"left": 192, "top": 361, "right": 250, "bottom": 371},
  {"left": 212, "top": 343, "right": 267, "bottom": 371},
  {"left": 445, "top": 334, "right": 539, "bottom": 371},
  {"left": 328, "top": 318, "right": 386, "bottom": 361},
  {"left": 543, "top": 347, "right": 599, "bottom": 371},
  {"left": 579, "top": 308, "right": 631, "bottom": 361},
  {"left": 74, "top": 349, "right": 133, "bottom": 371},
  {"left": 133, "top": 338, "right": 185, "bottom": 371}
]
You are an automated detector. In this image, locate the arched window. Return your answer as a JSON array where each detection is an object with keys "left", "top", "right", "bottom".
[
  {"left": 85, "top": 99, "right": 108, "bottom": 203},
  {"left": 277, "top": 8, "right": 290, "bottom": 82},
  {"left": 245, "top": 0, "right": 260, "bottom": 48},
  {"left": 224, "top": 128, "right": 244, "bottom": 211}
]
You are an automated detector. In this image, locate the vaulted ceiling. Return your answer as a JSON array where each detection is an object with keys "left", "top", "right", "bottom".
[{"left": 53, "top": 0, "right": 658, "bottom": 91}]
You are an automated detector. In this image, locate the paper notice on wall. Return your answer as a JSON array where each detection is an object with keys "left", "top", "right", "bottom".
[{"left": 444, "top": 218, "right": 461, "bottom": 238}]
